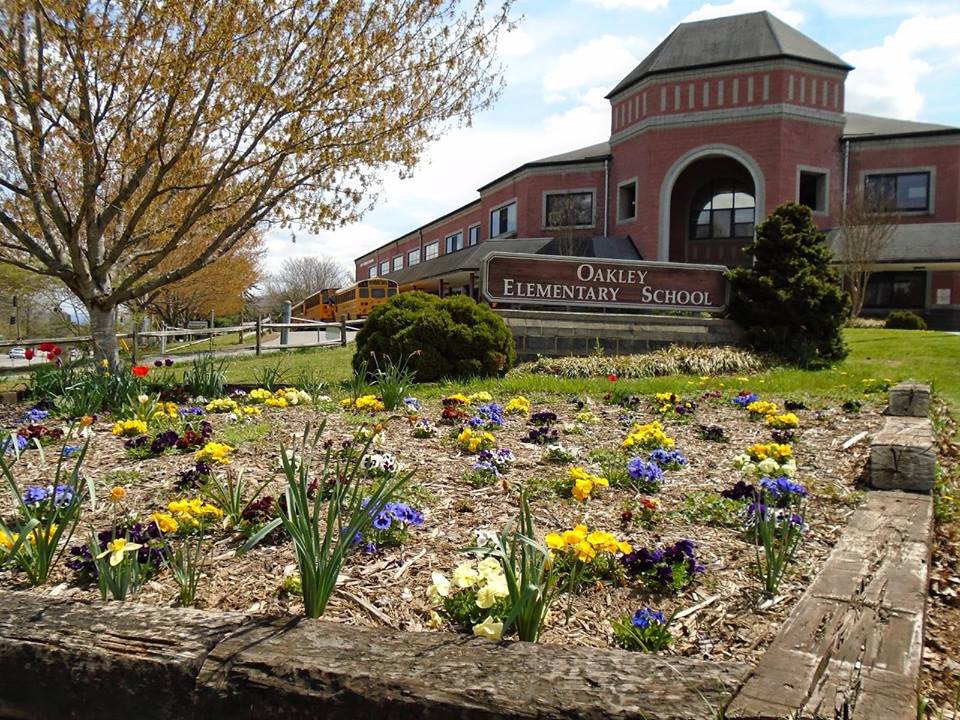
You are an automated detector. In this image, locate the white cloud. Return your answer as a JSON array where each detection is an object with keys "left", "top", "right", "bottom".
[
  {"left": 499, "top": 27, "right": 537, "bottom": 58},
  {"left": 810, "top": 0, "right": 960, "bottom": 19},
  {"left": 542, "top": 35, "right": 646, "bottom": 102},
  {"left": 582, "top": 0, "right": 668, "bottom": 9},
  {"left": 843, "top": 13, "right": 960, "bottom": 119},
  {"left": 683, "top": 0, "right": 804, "bottom": 26}
]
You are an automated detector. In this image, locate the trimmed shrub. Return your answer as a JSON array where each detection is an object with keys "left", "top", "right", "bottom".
[
  {"left": 353, "top": 292, "right": 516, "bottom": 381},
  {"left": 727, "top": 203, "right": 850, "bottom": 368},
  {"left": 885, "top": 310, "right": 927, "bottom": 330}
]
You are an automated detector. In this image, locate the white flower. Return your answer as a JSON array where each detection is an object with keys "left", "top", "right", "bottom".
[
  {"left": 757, "top": 458, "right": 780, "bottom": 476},
  {"left": 485, "top": 573, "right": 509, "bottom": 598},
  {"left": 428, "top": 572, "right": 450, "bottom": 603},
  {"left": 475, "top": 584, "right": 499, "bottom": 609},
  {"left": 781, "top": 459, "right": 798, "bottom": 477},
  {"left": 474, "top": 529, "right": 499, "bottom": 548},
  {"left": 472, "top": 616, "right": 504, "bottom": 641},
  {"left": 137, "top": 394, "right": 149, "bottom": 404}
]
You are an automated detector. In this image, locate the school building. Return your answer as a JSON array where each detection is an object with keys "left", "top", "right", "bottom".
[{"left": 354, "top": 11, "right": 960, "bottom": 329}]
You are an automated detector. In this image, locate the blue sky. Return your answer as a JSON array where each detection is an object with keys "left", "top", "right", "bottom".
[{"left": 263, "top": 0, "right": 960, "bottom": 275}]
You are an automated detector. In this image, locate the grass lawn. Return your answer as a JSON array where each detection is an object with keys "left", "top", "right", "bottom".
[{"left": 214, "top": 326, "right": 959, "bottom": 410}]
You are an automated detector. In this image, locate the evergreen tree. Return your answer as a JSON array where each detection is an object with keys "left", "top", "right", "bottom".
[{"left": 727, "top": 203, "right": 850, "bottom": 367}]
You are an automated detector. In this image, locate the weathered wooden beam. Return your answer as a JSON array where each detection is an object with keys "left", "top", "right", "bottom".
[
  {"left": 196, "top": 616, "right": 748, "bottom": 720},
  {"left": 725, "top": 491, "right": 933, "bottom": 720},
  {"left": 0, "top": 593, "right": 247, "bottom": 720},
  {"left": 0, "top": 591, "right": 747, "bottom": 720}
]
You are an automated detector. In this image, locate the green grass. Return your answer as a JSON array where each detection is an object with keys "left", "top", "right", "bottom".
[{"left": 216, "top": 329, "right": 960, "bottom": 412}]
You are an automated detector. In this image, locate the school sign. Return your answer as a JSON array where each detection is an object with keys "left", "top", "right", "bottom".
[{"left": 480, "top": 253, "right": 729, "bottom": 313}]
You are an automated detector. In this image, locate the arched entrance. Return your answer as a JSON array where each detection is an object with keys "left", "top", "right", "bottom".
[{"left": 658, "top": 145, "right": 764, "bottom": 265}]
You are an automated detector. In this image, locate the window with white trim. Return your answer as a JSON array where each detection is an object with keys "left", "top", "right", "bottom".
[
  {"left": 379, "top": 261, "right": 389, "bottom": 276},
  {"left": 617, "top": 181, "right": 637, "bottom": 222},
  {"left": 424, "top": 241, "right": 439, "bottom": 260},
  {"left": 445, "top": 231, "right": 464, "bottom": 254},
  {"left": 368, "top": 266, "right": 377, "bottom": 278},
  {"left": 392, "top": 256, "right": 403, "bottom": 272},
  {"left": 407, "top": 248, "right": 420, "bottom": 266},
  {"left": 490, "top": 202, "right": 517, "bottom": 237},
  {"left": 468, "top": 224, "right": 480, "bottom": 246}
]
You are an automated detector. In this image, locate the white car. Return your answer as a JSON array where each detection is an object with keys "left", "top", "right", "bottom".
[{"left": 7, "top": 347, "right": 26, "bottom": 360}]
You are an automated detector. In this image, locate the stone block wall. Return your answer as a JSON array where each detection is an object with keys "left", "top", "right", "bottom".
[{"left": 497, "top": 309, "right": 745, "bottom": 360}]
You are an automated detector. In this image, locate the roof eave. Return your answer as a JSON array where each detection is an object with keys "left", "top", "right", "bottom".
[
  {"left": 475, "top": 154, "right": 613, "bottom": 193},
  {"left": 842, "top": 128, "right": 960, "bottom": 142}
]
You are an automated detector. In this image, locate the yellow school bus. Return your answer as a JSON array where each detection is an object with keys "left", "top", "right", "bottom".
[
  {"left": 292, "top": 288, "right": 338, "bottom": 322},
  {"left": 334, "top": 279, "right": 398, "bottom": 321}
]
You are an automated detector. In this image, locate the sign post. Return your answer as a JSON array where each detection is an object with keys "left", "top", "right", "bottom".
[{"left": 480, "top": 252, "right": 729, "bottom": 313}]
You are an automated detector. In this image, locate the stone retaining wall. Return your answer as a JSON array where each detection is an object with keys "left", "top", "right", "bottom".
[{"left": 496, "top": 309, "right": 744, "bottom": 360}]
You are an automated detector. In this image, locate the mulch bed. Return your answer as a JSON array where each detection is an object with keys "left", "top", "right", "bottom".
[{"left": 0, "top": 389, "right": 880, "bottom": 668}]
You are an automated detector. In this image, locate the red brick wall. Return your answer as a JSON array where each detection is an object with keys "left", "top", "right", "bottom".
[
  {"left": 847, "top": 142, "right": 960, "bottom": 224},
  {"left": 611, "top": 65, "right": 846, "bottom": 135},
  {"left": 610, "top": 115, "right": 844, "bottom": 260},
  {"left": 930, "top": 271, "right": 960, "bottom": 307}
]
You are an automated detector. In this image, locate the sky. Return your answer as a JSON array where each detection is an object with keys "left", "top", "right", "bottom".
[{"left": 263, "top": 0, "right": 960, "bottom": 277}]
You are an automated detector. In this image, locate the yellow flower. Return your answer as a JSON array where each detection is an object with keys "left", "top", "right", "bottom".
[
  {"left": 452, "top": 561, "right": 480, "bottom": 588},
  {"left": 264, "top": 396, "right": 288, "bottom": 408},
  {"left": 0, "top": 530, "right": 19, "bottom": 551},
  {"left": 567, "top": 467, "right": 606, "bottom": 501},
  {"left": 443, "top": 393, "right": 469, "bottom": 405},
  {"left": 472, "top": 616, "right": 504, "bottom": 640},
  {"left": 426, "top": 610, "right": 445, "bottom": 630},
  {"left": 765, "top": 412, "right": 800, "bottom": 430},
  {"left": 109, "top": 486, "right": 126, "bottom": 503},
  {"left": 111, "top": 419, "right": 148, "bottom": 437},
  {"left": 622, "top": 421, "right": 675, "bottom": 451},
  {"left": 504, "top": 396, "right": 531, "bottom": 415},
  {"left": 466, "top": 392, "right": 492, "bottom": 404},
  {"left": 746, "top": 400, "right": 778, "bottom": 417},
  {"left": 250, "top": 388, "right": 273, "bottom": 403},
  {"left": 476, "top": 557, "right": 502, "bottom": 582},
  {"left": 574, "top": 540, "right": 597, "bottom": 562},
  {"left": 150, "top": 512, "right": 179, "bottom": 534},
  {"left": 194, "top": 441, "right": 233, "bottom": 465},
  {"left": 205, "top": 398, "right": 239, "bottom": 413},
  {"left": 545, "top": 532, "right": 565, "bottom": 549},
  {"left": 475, "top": 584, "right": 500, "bottom": 609},
  {"left": 562, "top": 524, "right": 588, "bottom": 545},
  {"left": 97, "top": 538, "right": 142, "bottom": 567}
]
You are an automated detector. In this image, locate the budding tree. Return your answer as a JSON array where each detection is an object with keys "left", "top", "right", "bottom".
[
  {"left": 836, "top": 189, "right": 898, "bottom": 319},
  {"left": 0, "top": 0, "right": 513, "bottom": 365}
]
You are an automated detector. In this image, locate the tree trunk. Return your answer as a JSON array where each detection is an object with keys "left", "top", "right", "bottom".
[{"left": 88, "top": 302, "right": 120, "bottom": 369}]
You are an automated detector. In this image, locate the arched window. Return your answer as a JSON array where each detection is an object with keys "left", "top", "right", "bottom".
[{"left": 690, "top": 180, "right": 755, "bottom": 240}]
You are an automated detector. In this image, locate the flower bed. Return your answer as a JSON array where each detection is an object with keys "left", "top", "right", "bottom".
[{"left": 0, "top": 374, "right": 882, "bottom": 666}]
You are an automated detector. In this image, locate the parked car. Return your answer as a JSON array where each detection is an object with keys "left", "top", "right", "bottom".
[{"left": 7, "top": 347, "right": 26, "bottom": 360}]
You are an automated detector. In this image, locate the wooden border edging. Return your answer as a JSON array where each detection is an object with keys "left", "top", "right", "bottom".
[
  {"left": 0, "top": 592, "right": 747, "bottom": 720},
  {"left": 725, "top": 491, "right": 933, "bottom": 720}
]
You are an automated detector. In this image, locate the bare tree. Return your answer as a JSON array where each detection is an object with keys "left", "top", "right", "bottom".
[
  {"left": 836, "top": 189, "right": 898, "bottom": 318},
  {"left": 0, "top": 0, "right": 514, "bottom": 367},
  {"left": 546, "top": 193, "right": 593, "bottom": 256},
  {"left": 258, "top": 255, "right": 350, "bottom": 317}
]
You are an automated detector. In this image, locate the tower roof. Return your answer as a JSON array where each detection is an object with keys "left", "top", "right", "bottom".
[{"left": 607, "top": 11, "right": 852, "bottom": 98}]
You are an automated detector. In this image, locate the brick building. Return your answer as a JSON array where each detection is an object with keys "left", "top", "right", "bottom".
[{"left": 355, "top": 11, "right": 960, "bottom": 329}]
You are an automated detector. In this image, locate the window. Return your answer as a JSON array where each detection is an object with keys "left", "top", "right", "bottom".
[
  {"left": 379, "top": 261, "right": 389, "bottom": 276},
  {"left": 798, "top": 170, "right": 827, "bottom": 213},
  {"left": 864, "top": 172, "right": 930, "bottom": 212},
  {"left": 445, "top": 231, "right": 464, "bottom": 253},
  {"left": 392, "top": 256, "right": 403, "bottom": 272},
  {"left": 490, "top": 202, "right": 517, "bottom": 237},
  {"left": 424, "top": 241, "right": 439, "bottom": 260},
  {"left": 368, "top": 266, "right": 377, "bottom": 278},
  {"left": 407, "top": 248, "right": 420, "bottom": 266},
  {"left": 617, "top": 181, "right": 637, "bottom": 222},
  {"left": 864, "top": 271, "right": 926, "bottom": 309},
  {"left": 545, "top": 191, "right": 594, "bottom": 228},
  {"left": 371, "top": 287, "right": 386, "bottom": 298},
  {"left": 468, "top": 224, "right": 480, "bottom": 246},
  {"left": 690, "top": 180, "right": 755, "bottom": 240}
]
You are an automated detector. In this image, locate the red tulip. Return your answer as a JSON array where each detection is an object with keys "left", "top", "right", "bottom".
[
  {"left": 52, "top": 346, "right": 62, "bottom": 356},
  {"left": 47, "top": 352, "right": 56, "bottom": 361},
  {"left": 38, "top": 342, "right": 55, "bottom": 352},
  {"left": 131, "top": 365, "right": 149, "bottom": 378},
  {"left": 24, "top": 349, "right": 34, "bottom": 360},
  {"left": 607, "top": 374, "right": 618, "bottom": 382}
]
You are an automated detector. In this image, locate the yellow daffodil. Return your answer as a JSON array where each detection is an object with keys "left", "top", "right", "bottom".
[{"left": 97, "top": 538, "right": 142, "bottom": 567}]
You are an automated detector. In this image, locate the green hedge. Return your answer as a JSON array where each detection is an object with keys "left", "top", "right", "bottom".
[
  {"left": 353, "top": 292, "right": 516, "bottom": 381},
  {"left": 885, "top": 310, "right": 927, "bottom": 330}
]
